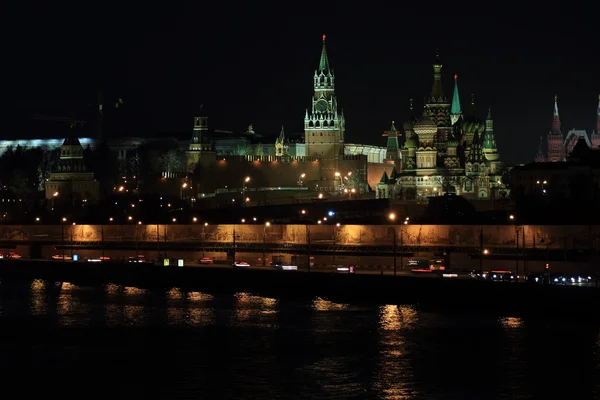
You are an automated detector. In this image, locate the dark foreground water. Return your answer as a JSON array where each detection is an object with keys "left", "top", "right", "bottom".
[{"left": 1, "top": 280, "right": 599, "bottom": 399}]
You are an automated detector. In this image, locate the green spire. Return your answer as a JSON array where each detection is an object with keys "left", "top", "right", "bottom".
[
  {"left": 379, "top": 171, "right": 389, "bottom": 184},
  {"left": 483, "top": 107, "right": 496, "bottom": 150},
  {"left": 389, "top": 167, "right": 398, "bottom": 180},
  {"left": 318, "top": 34, "right": 330, "bottom": 74},
  {"left": 384, "top": 120, "right": 400, "bottom": 159},
  {"left": 450, "top": 74, "right": 461, "bottom": 124}
]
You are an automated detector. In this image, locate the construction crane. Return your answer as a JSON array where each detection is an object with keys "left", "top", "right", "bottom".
[{"left": 30, "top": 114, "right": 86, "bottom": 127}]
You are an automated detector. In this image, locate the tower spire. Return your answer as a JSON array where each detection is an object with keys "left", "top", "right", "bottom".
[
  {"left": 450, "top": 74, "right": 461, "bottom": 125},
  {"left": 429, "top": 51, "right": 446, "bottom": 103},
  {"left": 382, "top": 120, "right": 401, "bottom": 160},
  {"left": 483, "top": 106, "right": 498, "bottom": 160},
  {"left": 318, "top": 34, "right": 330, "bottom": 74},
  {"left": 547, "top": 95, "right": 564, "bottom": 161},
  {"left": 552, "top": 95, "right": 561, "bottom": 134}
]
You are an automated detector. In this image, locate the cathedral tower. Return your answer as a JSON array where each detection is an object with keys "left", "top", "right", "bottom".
[
  {"left": 450, "top": 74, "right": 462, "bottom": 125},
  {"left": 483, "top": 107, "right": 499, "bottom": 161},
  {"left": 275, "top": 126, "right": 287, "bottom": 156},
  {"left": 304, "top": 34, "right": 345, "bottom": 159},
  {"left": 591, "top": 95, "right": 600, "bottom": 150},
  {"left": 547, "top": 96, "right": 565, "bottom": 162},
  {"left": 382, "top": 120, "right": 401, "bottom": 162},
  {"left": 425, "top": 52, "right": 451, "bottom": 148}
]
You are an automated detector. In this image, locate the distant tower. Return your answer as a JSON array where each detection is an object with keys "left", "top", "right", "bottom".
[
  {"left": 304, "top": 34, "right": 345, "bottom": 158},
  {"left": 383, "top": 120, "right": 401, "bottom": 159},
  {"left": 591, "top": 95, "right": 600, "bottom": 150},
  {"left": 425, "top": 51, "right": 451, "bottom": 147},
  {"left": 450, "top": 74, "right": 462, "bottom": 125},
  {"left": 275, "top": 126, "right": 286, "bottom": 156},
  {"left": 547, "top": 96, "right": 565, "bottom": 162},
  {"left": 186, "top": 105, "right": 213, "bottom": 173},
  {"left": 535, "top": 136, "right": 545, "bottom": 162},
  {"left": 482, "top": 107, "right": 499, "bottom": 161}
]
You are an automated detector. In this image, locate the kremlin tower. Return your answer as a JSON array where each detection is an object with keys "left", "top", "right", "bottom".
[{"left": 546, "top": 96, "right": 565, "bottom": 162}]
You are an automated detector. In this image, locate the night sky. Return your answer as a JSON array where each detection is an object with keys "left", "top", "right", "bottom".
[{"left": 5, "top": 2, "right": 599, "bottom": 164}]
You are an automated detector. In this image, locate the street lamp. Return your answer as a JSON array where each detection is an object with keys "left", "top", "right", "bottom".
[
  {"left": 263, "top": 222, "right": 270, "bottom": 266},
  {"left": 298, "top": 173, "right": 306, "bottom": 203},
  {"left": 52, "top": 191, "right": 59, "bottom": 210},
  {"left": 61, "top": 217, "right": 66, "bottom": 262},
  {"left": 202, "top": 222, "right": 208, "bottom": 258},
  {"left": 510, "top": 214, "right": 521, "bottom": 277},
  {"left": 180, "top": 182, "right": 188, "bottom": 200},
  {"left": 242, "top": 176, "right": 251, "bottom": 207},
  {"left": 388, "top": 212, "right": 397, "bottom": 276}
]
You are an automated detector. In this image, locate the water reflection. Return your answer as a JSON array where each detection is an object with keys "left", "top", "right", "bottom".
[
  {"left": 372, "top": 304, "right": 420, "bottom": 399},
  {"left": 379, "top": 304, "right": 418, "bottom": 332},
  {"left": 312, "top": 297, "right": 349, "bottom": 311},
  {"left": 499, "top": 316, "right": 523, "bottom": 329},
  {"left": 232, "top": 292, "right": 279, "bottom": 329},
  {"left": 6, "top": 280, "right": 600, "bottom": 398}
]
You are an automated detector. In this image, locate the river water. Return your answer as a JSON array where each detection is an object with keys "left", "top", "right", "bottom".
[{"left": 0, "top": 279, "right": 599, "bottom": 399}]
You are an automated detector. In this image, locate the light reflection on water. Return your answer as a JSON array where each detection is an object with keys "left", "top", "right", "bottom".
[{"left": 0, "top": 280, "right": 600, "bottom": 399}]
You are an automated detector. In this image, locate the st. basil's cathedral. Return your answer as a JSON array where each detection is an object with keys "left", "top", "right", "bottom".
[{"left": 376, "top": 55, "right": 506, "bottom": 201}]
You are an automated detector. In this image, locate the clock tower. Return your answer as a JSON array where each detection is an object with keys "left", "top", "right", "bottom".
[{"left": 304, "top": 34, "right": 345, "bottom": 159}]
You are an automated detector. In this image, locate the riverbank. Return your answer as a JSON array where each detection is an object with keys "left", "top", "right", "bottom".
[{"left": 0, "top": 260, "right": 598, "bottom": 316}]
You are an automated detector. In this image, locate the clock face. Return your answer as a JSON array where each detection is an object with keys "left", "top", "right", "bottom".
[{"left": 315, "top": 99, "right": 328, "bottom": 112}]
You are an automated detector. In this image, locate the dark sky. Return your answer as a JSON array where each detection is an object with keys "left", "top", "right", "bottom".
[{"left": 5, "top": 2, "right": 599, "bottom": 164}]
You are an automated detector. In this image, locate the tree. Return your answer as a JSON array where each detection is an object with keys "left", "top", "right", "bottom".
[
  {"left": 254, "top": 144, "right": 264, "bottom": 156},
  {"left": 346, "top": 168, "right": 368, "bottom": 194},
  {"left": 234, "top": 143, "right": 253, "bottom": 156},
  {"left": 37, "top": 148, "right": 60, "bottom": 191},
  {"left": 158, "top": 149, "right": 184, "bottom": 176}
]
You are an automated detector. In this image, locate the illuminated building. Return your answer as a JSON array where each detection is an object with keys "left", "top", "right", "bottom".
[
  {"left": 376, "top": 59, "right": 506, "bottom": 201},
  {"left": 535, "top": 96, "right": 600, "bottom": 162}
]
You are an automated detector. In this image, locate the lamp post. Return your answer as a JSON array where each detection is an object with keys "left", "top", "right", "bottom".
[
  {"left": 401, "top": 217, "right": 409, "bottom": 271},
  {"left": 70, "top": 222, "right": 75, "bottom": 258},
  {"left": 232, "top": 223, "right": 236, "bottom": 264},
  {"left": 510, "top": 214, "right": 519, "bottom": 277},
  {"left": 307, "top": 223, "right": 311, "bottom": 273},
  {"left": 242, "top": 176, "right": 250, "bottom": 207},
  {"left": 388, "top": 212, "right": 397, "bottom": 276},
  {"left": 332, "top": 223, "right": 340, "bottom": 267},
  {"left": 180, "top": 182, "right": 188, "bottom": 201},
  {"left": 298, "top": 173, "right": 305, "bottom": 204},
  {"left": 61, "top": 217, "right": 66, "bottom": 262},
  {"left": 52, "top": 191, "right": 59, "bottom": 211},
  {"left": 335, "top": 171, "right": 341, "bottom": 194},
  {"left": 263, "top": 222, "right": 270, "bottom": 266},
  {"left": 479, "top": 227, "right": 484, "bottom": 275},
  {"left": 202, "top": 222, "right": 208, "bottom": 258}
]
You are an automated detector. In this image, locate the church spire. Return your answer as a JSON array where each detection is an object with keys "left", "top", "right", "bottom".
[
  {"left": 450, "top": 74, "right": 461, "bottom": 125},
  {"left": 383, "top": 120, "right": 401, "bottom": 160},
  {"left": 552, "top": 95, "right": 561, "bottom": 134},
  {"left": 318, "top": 34, "right": 330, "bottom": 74},
  {"left": 483, "top": 107, "right": 499, "bottom": 161},
  {"left": 429, "top": 50, "right": 446, "bottom": 103}
]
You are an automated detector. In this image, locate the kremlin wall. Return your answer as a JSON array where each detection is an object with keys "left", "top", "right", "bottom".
[{"left": 1, "top": 223, "right": 597, "bottom": 249}]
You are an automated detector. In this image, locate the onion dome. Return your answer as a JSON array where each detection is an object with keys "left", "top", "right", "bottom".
[
  {"left": 413, "top": 113, "right": 438, "bottom": 136},
  {"left": 462, "top": 117, "right": 485, "bottom": 134},
  {"left": 405, "top": 135, "right": 419, "bottom": 149}
]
